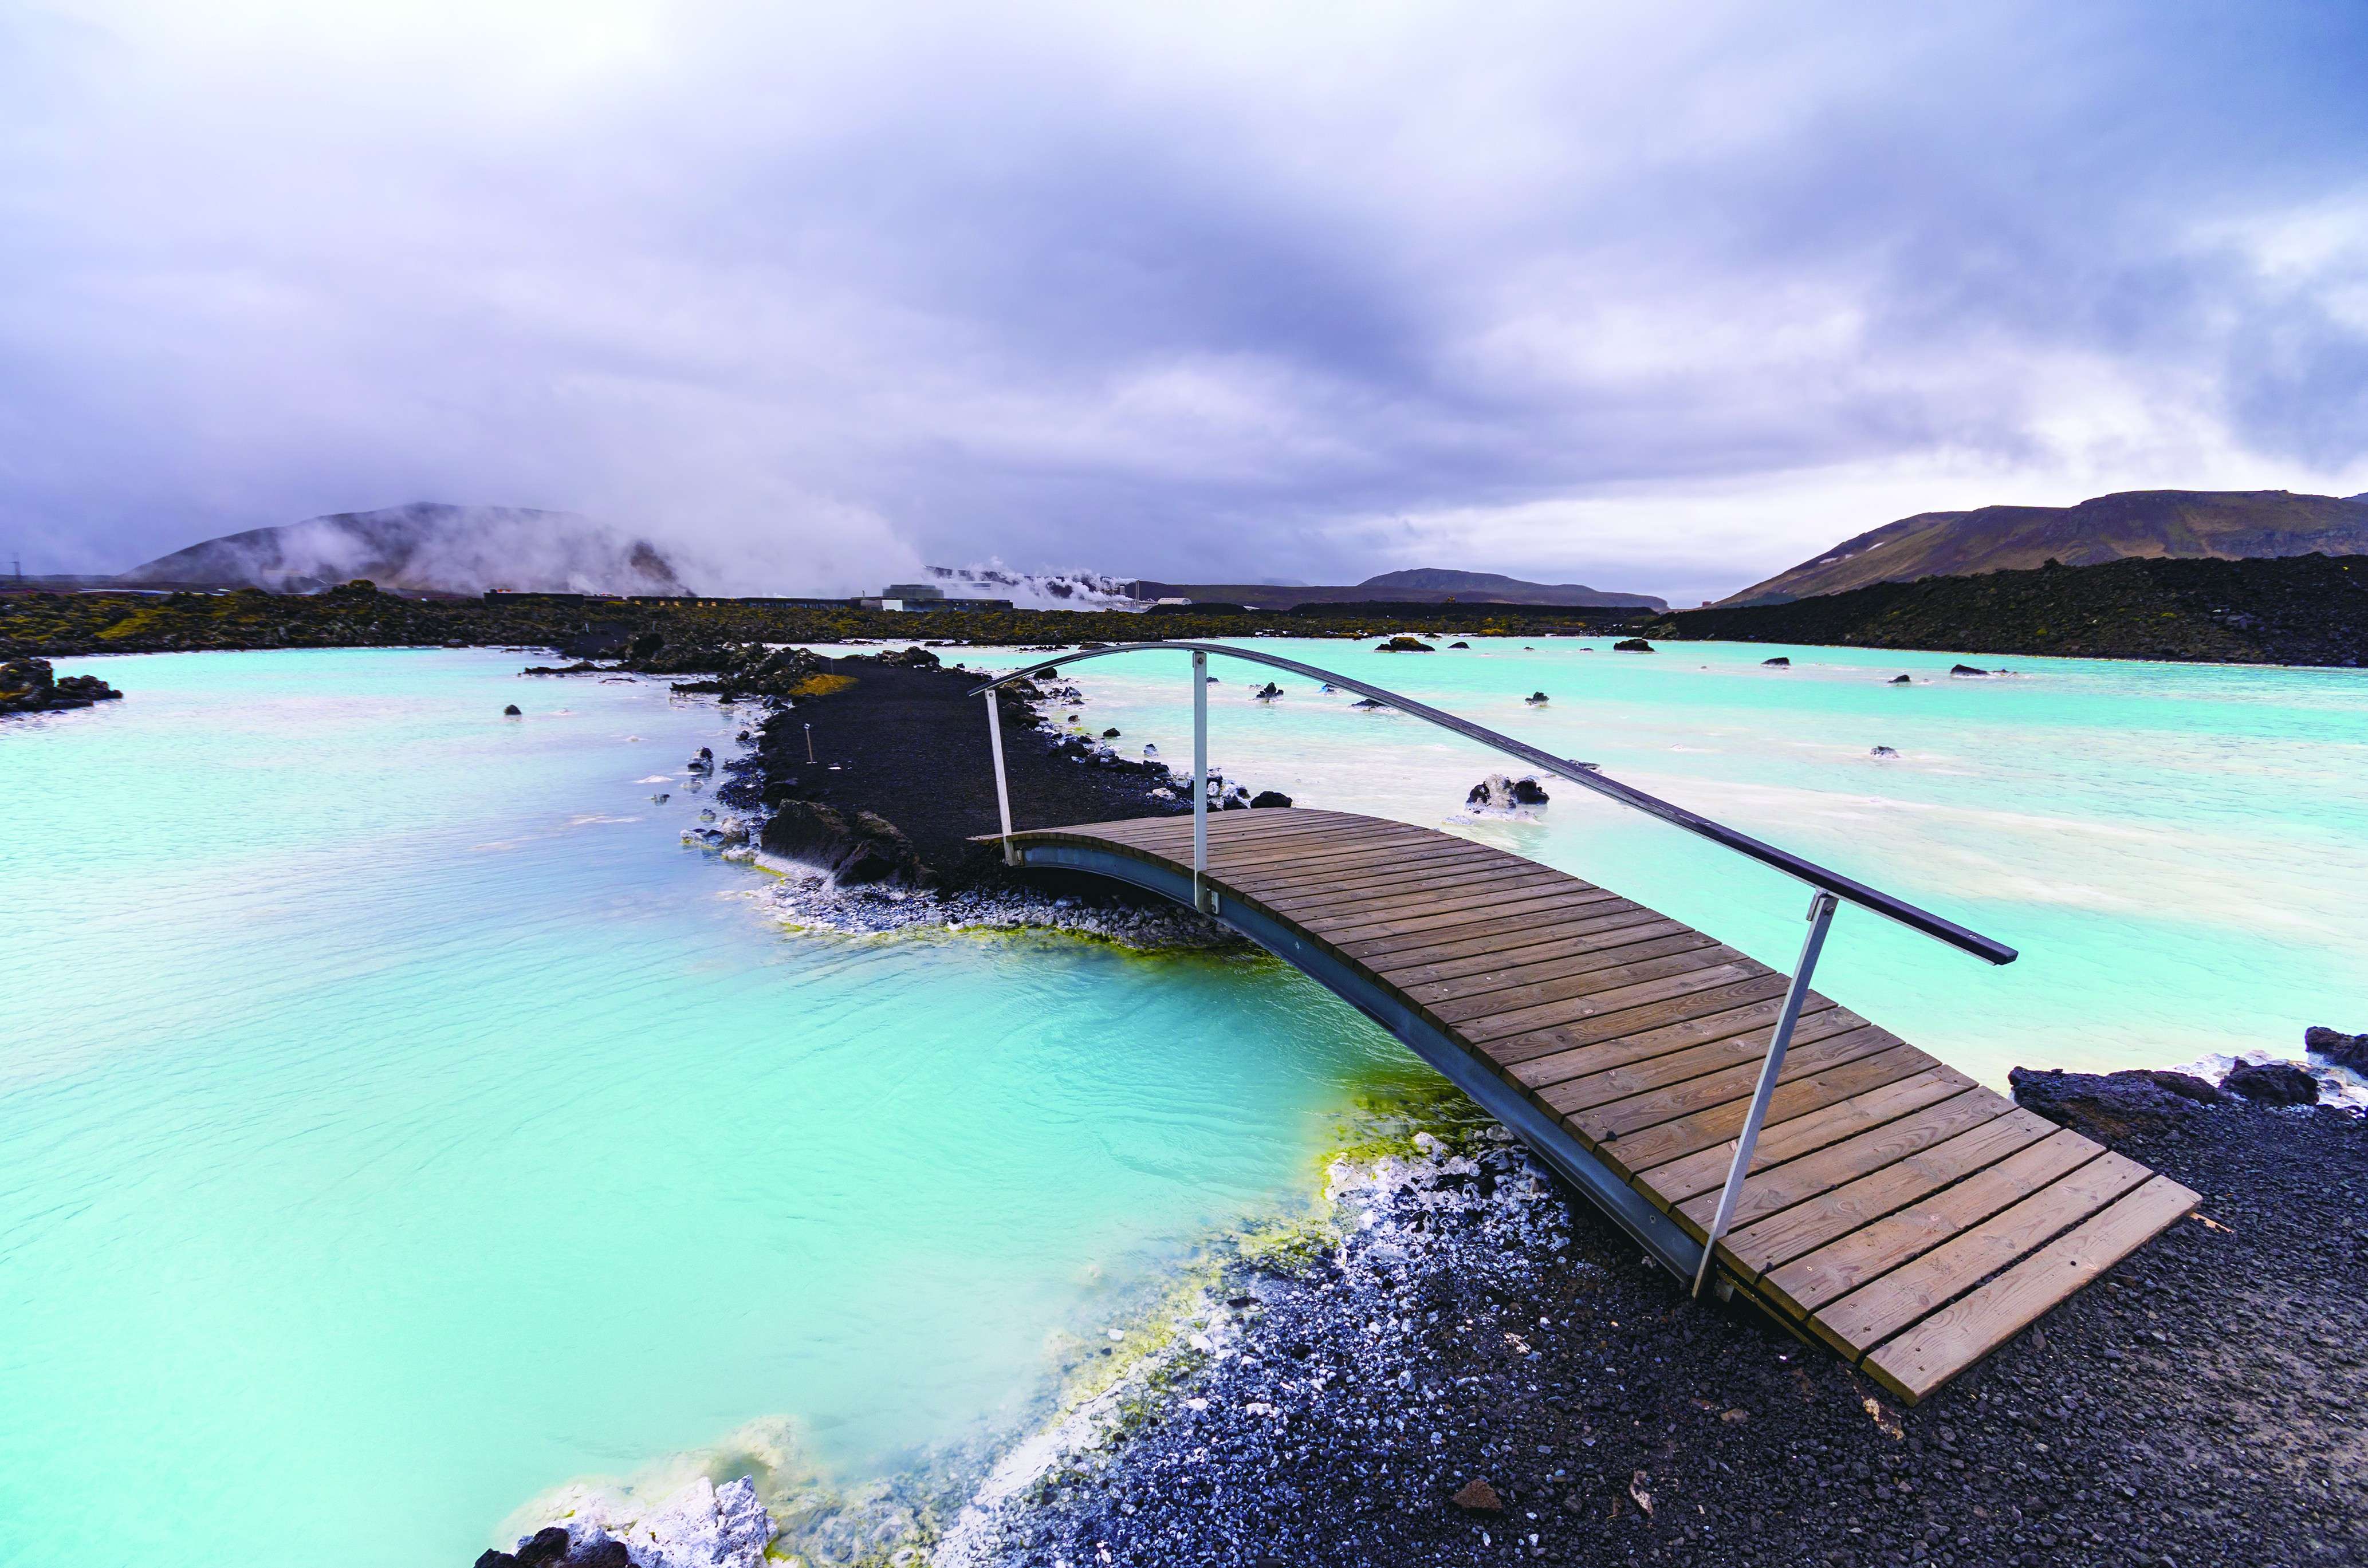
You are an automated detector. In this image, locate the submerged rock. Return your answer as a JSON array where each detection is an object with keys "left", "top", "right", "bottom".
[
  {"left": 1252, "top": 681, "right": 1283, "bottom": 701},
  {"left": 1870, "top": 744, "right": 1899, "bottom": 758},
  {"left": 1952, "top": 663, "right": 1992, "bottom": 676},
  {"left": 1762, "top": 656, "right": 1790, "bottom": 667},
  {"left": 1447, "top": 640, "right": 1470, "bottom": 649},
  {"left": 1889, "top": 673, "right": 1913, "bottom": 684}
]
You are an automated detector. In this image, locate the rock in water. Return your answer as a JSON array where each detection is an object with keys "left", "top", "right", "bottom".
[
  {"left": 1612, "top": 637, "right": 1654, "bottom": 652},
  {"left": 1377, "top": 636, "right": 1435, "bottom": 652},
  {"left": 2304, "top": 1025, "right": 2368, "bottom": 1074},
  {"left": 1952, "top": 663, "right": 1992, "bottom": 676},
  {"left": 1870, "top": 745, "right": 1899, "bottom": 758},
  {"left": 2223, "top": 1061, "right": 2320, "bottom": 1106},
  {"left": 503, "top": 704, "right": 522, "bottom": 716},
  {"left": 0, "top": 656, "right": 125, "bottom": 714},
  {"left": 1889, "top": 673, "right": 1913, "bottom": 684},
  {"left": 1762, "top": 656, "right": 1790, "bottom": 666},
  {"left": 1524, "top": 691, "right": 1549, "bottom": 706},
  {"left": 1448, "top": 640, "right": 1470, "bottom": 648},
  {"left": 1249, "top": 790, "right": 1294, "bottom": 809}
]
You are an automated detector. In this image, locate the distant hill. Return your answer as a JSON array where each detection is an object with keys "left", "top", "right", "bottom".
[
  {"left": 1648, "top": 553, "right": 2368, "bottom": 666},
  {"left": 1130, "top": 568, "right": 1666, "bottom": 612},
  {"left": 1724, "top": 490, "right": 2368, "bottom": 605},
  {"left": 120, "top": 503, "right": 690, "bottom": 597}
]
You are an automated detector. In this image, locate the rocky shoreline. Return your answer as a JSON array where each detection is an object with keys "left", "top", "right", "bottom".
[{"left": 481, "top": 1042, "right": 2363, "bottom": 1568}]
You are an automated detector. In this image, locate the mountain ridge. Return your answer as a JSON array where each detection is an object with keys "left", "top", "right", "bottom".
[
  {"left": 1725, "top": 489, "right": 2368, "bottom": 605},
  {"left": 1129, "top": 568, "right": 1666, "bottom": 611}
]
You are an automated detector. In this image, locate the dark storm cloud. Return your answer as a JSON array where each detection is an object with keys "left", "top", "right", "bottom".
[{"left": 3, "top": 0, "right": 2365, "bottom": 600}]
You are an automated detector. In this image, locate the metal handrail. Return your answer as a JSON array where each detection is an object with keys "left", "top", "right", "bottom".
[{"left": 967, "top": 640, "right": 2016, "bottom": 966}]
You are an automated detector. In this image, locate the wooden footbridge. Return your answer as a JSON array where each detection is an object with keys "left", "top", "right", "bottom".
[{"left": 970, "top": 644, "right": 2196, "bottom": 1403}]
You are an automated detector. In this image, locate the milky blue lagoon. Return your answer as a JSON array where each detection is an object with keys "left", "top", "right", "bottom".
[{"left": 3, "top": 639, "right": 2363, "bottom": 1565}]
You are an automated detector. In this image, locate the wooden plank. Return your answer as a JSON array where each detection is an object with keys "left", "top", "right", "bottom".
[
  {"left": 1402, "top": 929, "right": 1722, "bottom": 1010},
  {"left": 1812, "top": 1152, "right": 2155, "bottom": 1358},
  {"left": 1493, "top": 974, "right": 1809, "bottom": 1068},
  {"left": 1423, "top": 943, "right": 1742, "bottom": 1026},
  {"left": 1858, "top": 1174, "right": 2198, "bottom": 1402},
  {"left": 1598, "top": 1049, "right": 1951, "bottom": 1179},
  {"left": 1673, "top": 1090, "right": 2017, "bottom": 1235},
  {"left": 1716, "top": 1105, "right": 2059, "bottom": 1277},
  {"left": 1552, "top": 1022, "right": 1900, "bottom": 1138},
  {"left": 1454, "top": 960, "right": 1765, "bottom": 1043},
  {"left": 1259, "top": 867, "right": 1582, "bottom": 929},
  {"left": 1214, "top": 834, "right": 1492, "bottom": 886},
  {"left": 1248, "top": 857, "right": 1564, "bottom": 911},
  {"left": 1327, "top": 889, "right": 1626, "bottom": 957},
  {"left": 1760, "top": 1129, "right": 2101, "bottom": 1319},
  {"left": 1368, "top": 909, "right": 1682, "bottom": 979},
  {"left": 1632, "top": 1064, "right": 1979, "bottom": 1201}
]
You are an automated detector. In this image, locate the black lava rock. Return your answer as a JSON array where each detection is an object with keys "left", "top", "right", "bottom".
[
  {"left": 1951, "top": 663, "right": 1992, "bottom": 676},
  {"left": 1249, "top": 790, "right": 1294, "bottom": 809},
  {"left": 2224, "top": 1061, "right": 2319, "bottom": 1106},
  {"left": 2009, "top": 1066, "right": 2226, "bottom": 1142},
  {"left": 2304, "top": 1025, "right": 2368, "bottom": 1074},
  {"left": 1889, "top": 673, "right": 1913, "bottom": 684},
  {"left": 503, "top": 704, "right": 522, "bottom": 716},
  {"left": 1613, "top": 637, "right": 1654, "bottom": 652},
  {"left": 1761, "top": 656, "right": 1789, "bottom": 666},
  {"left": 760, "top": 799, "right": 930, "bottom": 886}
]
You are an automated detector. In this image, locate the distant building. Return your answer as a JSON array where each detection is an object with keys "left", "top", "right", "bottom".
[{"left": 883, "top": 582, "right": 946, "bottom": 600}]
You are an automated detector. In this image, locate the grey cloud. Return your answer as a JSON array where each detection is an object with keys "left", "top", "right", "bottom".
[{"left": 3, "top": 0, "right": 2365, "bottom": 604}]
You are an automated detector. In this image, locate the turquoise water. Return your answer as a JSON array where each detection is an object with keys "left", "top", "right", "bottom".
[
  {"left": 5, "top": 639, "right": 2363, "bottom": 1566},
  {"left": 951, "top": 636, "right": 2368, "bottom": 1085},
  {"left": 0, "top": 650, "right": 1397, "bottom": 1567}
]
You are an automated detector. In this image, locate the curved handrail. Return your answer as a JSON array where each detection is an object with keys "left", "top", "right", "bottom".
[{"left": 968, "top": 640, "right": 2016, "bottom": 965}]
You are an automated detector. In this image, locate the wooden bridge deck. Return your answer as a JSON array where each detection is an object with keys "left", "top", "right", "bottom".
[{"left": 993, "top": 807, "right": 2196, "bottom": 1403}]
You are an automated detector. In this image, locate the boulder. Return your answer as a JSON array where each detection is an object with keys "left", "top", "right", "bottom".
[
  {"left": 2009, "top": 1066, "right": 2228, "bottom": 1142},
  {"left": 1509, "top": 777, "right": 1549, "bottom": 805},
  {"left": 1524, "top": 691, "right": 1549, "bottom": 706},
  {"left": 1249, "top": 790, "right": 1294, "bottom": 809},
  {"left": 1951, "top": 663, "right": 1991, "bottom": 676},
  {"left": 0, "top": 656, "right": 124, "bottom": 714},
  {"left": 1252, "top": 682, "right": 1283, "bottom": 701},
  {"left": 1762, "top": 656, "right": 1789, "bottom": 667},
  {"left": 1378, "top": 636, "right": 1435, "bottom": 652},
  {"left": 872, "top": 645, "right": 942, "bottom": 669},
  {"left": 2223, "top": 1060, "right": 2319, "bottom": 1106},
  {"left": 2304, "top": 1025, "right": 2368, "bottom": 1074},
  {"left": 1870, "top": 745, "right": 1899, "bottom": 758},
  {"left": 1612, "top": 638, "right": 1654, "bottom": 653},
  {"left": 503, "top": 704, "right": 522, "bottom": 716},
  {"left": 760, "top": 800, "right": 930, "bottom": 885},
  {"left": 1889, "top": 674, "right": 1913, "bottom": 684},
  {"left": 1448, "top": 640, "right": 1470, "bottom": 649}
]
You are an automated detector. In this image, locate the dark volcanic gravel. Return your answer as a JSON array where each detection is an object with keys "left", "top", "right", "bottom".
[
  {"left": 970, "top": 1102, "right": 2366, "bottom": 1568},
  {"left": 752, "top": 652, "right": 1194, "bottom": 886}
]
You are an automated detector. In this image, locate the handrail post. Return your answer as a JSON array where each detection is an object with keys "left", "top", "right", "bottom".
[
  {"left": 1191, "top": 650, "right": 1210, "bottom": 910},
  {"left": 982, "top": 687, "right": 1016, "bottom": 865},
  {"left": 1692, "top": 890, "right": 1839, "bottom": 1298}
]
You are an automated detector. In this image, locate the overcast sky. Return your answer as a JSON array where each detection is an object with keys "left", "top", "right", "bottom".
[{"left": 6, "top": 0, "right": 2366, "bottom": 601}]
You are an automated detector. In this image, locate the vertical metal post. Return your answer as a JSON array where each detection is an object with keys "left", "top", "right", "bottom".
[
  {"left": 1191, "top": 650, "right": 1210, "bottom": 911},
  {"left": 1692, "top": 890, "right": 1840, "bottom": 1298},
  {"left": 982, "top": 688, "right": 1017, "bottom": 865}
]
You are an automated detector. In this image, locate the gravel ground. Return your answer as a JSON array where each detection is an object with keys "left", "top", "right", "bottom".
[{"left": 955, "top": 1099, "right": 2366, "bottom": 1568}]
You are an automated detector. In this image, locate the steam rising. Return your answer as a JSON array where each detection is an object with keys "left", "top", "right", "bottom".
[{"left": 121, "top": 505, "right": 693, "bottom": 596}]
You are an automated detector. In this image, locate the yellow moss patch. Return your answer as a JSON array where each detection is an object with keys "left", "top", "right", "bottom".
[{"left": 786, "top": 673, "right": 857, "bottom": 698}]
